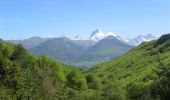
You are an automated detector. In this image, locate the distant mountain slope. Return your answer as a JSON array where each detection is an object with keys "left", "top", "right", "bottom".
[
  {"left": 80, "top": 36, "right": 133, "bottom": 62},
  {"left": 71, "top": 39, "right": 95, "bottom": 49},
  {"left": 30, "top": 37, "right": 88, "bottom": 64},
  {"left": 86, "top": 33, "right": 170, "bottom": 99},
  {"left": 29, "top": 36, "right": 133, "bottom": 68},
  {"left": 7, "top": 37, "right": 50, "bottom": 49},
  {"left": 7, "top": 30, "right": 158, "bottom": 68}
]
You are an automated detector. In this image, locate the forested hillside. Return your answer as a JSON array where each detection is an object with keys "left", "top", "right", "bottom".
[{"left": 0, "top": 42, "right": 95, "bottom": 100}]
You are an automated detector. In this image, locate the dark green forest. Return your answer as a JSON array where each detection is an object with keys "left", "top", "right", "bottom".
[{"left": 1, "top": 33, "right": 170, "bottom": 100}]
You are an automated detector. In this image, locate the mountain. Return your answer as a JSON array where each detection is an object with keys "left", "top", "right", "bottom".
[
  {"left": 7, "top": 30, "right": 158, "bottom": 69},
  {"left": 6, "top": 31, "right": 158, "bottom": 50},
  {"left": 29, "top": 37, "right": 88, "bottom": 64},
  {"left": 29, "top": 35, "right": 132, "bottom": 69},
  {"left": 79, "top": 36, "right": 133, "bottom": 62},
  {"left": 7, "top": 37, "right": 50, "bottom": 49},
  {"left": 71, "top": 39, "right": 95, "bottom": 49},
  {"left": 127, "top": 33, "right": 158, "bottom": 46},
  {"left": 86, "top": 33, "right": 170, "bottom": 99},
  {"left": 6, "top": 30, "right": 135, "bottom": 68}
]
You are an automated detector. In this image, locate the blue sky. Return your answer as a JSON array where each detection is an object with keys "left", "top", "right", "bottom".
[{"left": 0, "top": 0, "right": 170, "bottom": 40}]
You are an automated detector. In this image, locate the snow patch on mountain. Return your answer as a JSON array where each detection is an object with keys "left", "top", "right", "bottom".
[
  {"left": 71, "top": 36, "right": 84, "bottom": 40},
  {"left": 61, "top": 35, "right": 85, "bottom": 40}
]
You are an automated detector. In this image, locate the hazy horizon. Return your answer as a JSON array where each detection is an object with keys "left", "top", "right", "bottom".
[{"left": 1, "top": 29, "right": 165, "bottom": 40}]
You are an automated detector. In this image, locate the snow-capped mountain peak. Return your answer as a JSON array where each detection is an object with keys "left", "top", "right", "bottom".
[
  {"left": 89, "top": 29, "right": 117, "bottom": 42},
  {"left": 126, "top": 33, "right": 158, "bottom": 46},
  {"left": 144, "top": 33, "right": 157, "bottom": 41},
  {"left": 37, "top": 31, "right": 159, "bottom": 46}
]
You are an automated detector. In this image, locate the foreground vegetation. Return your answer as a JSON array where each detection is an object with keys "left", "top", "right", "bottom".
[
  {"left": 0, "top": 42, "right": 91, "bottom": 100},
  {"left": 1, "top": 33, "right": 170, "bottom": 100}
]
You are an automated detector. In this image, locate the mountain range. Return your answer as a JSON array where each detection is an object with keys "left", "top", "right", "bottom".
[
  {"left": 7, "top": 30, "right": 158, "bottom": 69},
  {"left": 126, "top": 33, "right": 158, "bottom": 46}
]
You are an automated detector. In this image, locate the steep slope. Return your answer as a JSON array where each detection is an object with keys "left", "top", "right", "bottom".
[
  {"left": 30, "top": 37, "right": 87, "bottom": 64},
  {"left": 86, "top": 33, "right": 170, "bottom": 99}
]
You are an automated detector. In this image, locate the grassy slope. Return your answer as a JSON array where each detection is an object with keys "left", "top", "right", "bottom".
[
  {"left": 88, "top": 42, "right": 156, "bottom": 85},
  {"left": 86, "top": 34, "right": 170, "bottom": 98}
]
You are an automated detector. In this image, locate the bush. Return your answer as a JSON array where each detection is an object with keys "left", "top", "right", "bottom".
[
  {"left": 66, "top": 70, "right": 88, "bottom": 90},
  {"left": 86, "top": 74, "right": 101, "bottom": 90},
  {"left": 103, "top": 83, "right": 126, "bottom": 100},
  {"left": 157, "top": 33, "right": 170, "bottom": 45}
]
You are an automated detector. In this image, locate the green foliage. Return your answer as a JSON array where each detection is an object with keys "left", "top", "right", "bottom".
[
  {"left": 66, "top": 70, "right": 88, "bottom": 90},
  {"left": 103, "top": 83, "right": 126, "bottom": 100},
  {"left": 126, "top": 83, "right": 153, "bottom": 100},
  {"left": 151, "top": 58, "right": 170, "bottom": 100},
  {"left": 0, "top": 42, "right": 89, "bottom": 99},
  {"left": 11, "top": 44, "right": 27, "bottom": 60},
  {"left": 157, "top": 33, "right": 170, "bottom": 45},
  {"left": 86, "top": 74, "right": 101, "bottom": 90}
]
